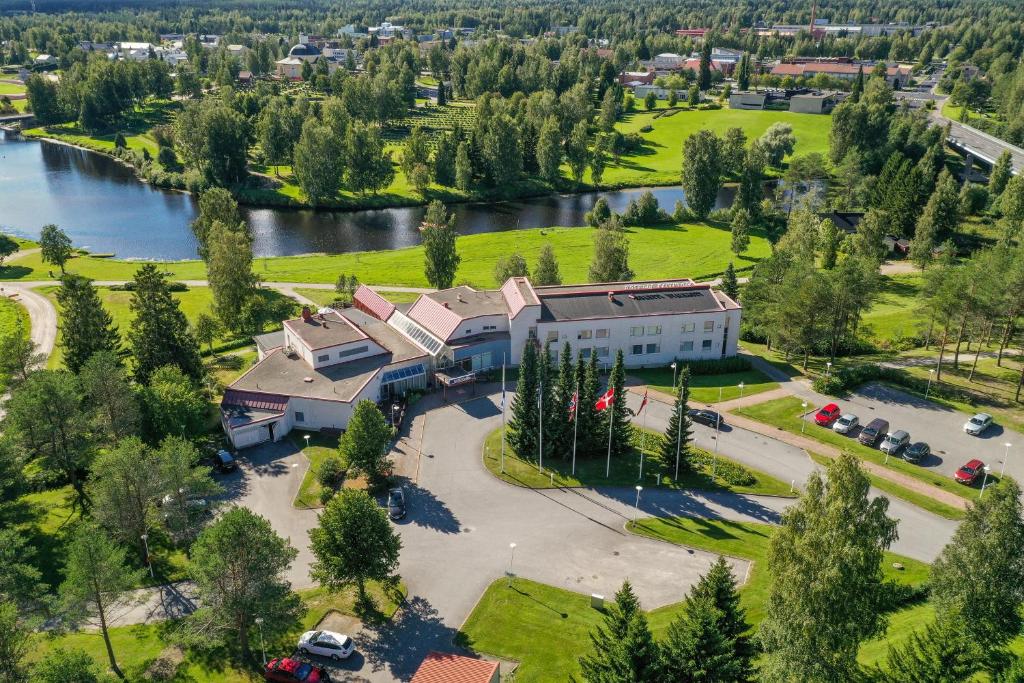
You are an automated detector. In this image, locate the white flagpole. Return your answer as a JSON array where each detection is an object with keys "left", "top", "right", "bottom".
[
  {"left": 640, "top": 402, "right": 647, "bottom": 481},
  {"left": 606, "top": 394, "right": 613, "bottom": 478},
  {"left": 538, "top": 378, "right": 544, "bottom": 474},
  {"left": 500, "top": 355, "right": 506, "bottom": 474},
  {"left": 674, "top": 387, "right": 683, "bottom": 481},
  {"left": 571, "top": 379, "right": 579, "bottom": 477}
]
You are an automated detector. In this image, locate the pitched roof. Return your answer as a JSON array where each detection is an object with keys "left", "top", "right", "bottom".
[
  {"left": 411, "top": 652, "right": 498, "bottom": 683},
  {"left": 354, "top": 285, "right": 396, "bottom": 321},
  {"left": 405, "top": 294, "right": 463, "bottom": 341},
  {"left": 222, "top": 389, "right": 290, "bottom": 413},
  {"left": 500, "top": 277, "right": 539, "bottom": 319}
]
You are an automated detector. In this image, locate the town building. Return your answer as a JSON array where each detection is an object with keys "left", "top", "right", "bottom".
[
  {"left": 220, "top": 277, "right": 741, "bottom": 449},
  {"left": 789, "top": 91, "right": 840, "bottom": 114},
  {"left": 770, "top": 60, "right": 912, "bottom": 89},
  {"left": 729, "top": 91, "right": 768, "bottom": 110}
]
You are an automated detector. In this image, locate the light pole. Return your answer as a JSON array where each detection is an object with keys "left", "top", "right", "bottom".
[
  {"left": 738, "top": 381, "right": 744, "bottom": 399},
  {"left": 800, "top": 401, "right": 808, "bottom": 433},
  {"left": 670, "top": 362, "right": 678, "bottom": 390},
  {"left": 508, "top": 542, "right": 517, "bottom": 587},
  {"left": 254, "top": 617, "right": 266, "bottom": 665},
  {"left": 303, "top": 434, "right": 310, "bottom": 450},
  {"left": 926, "top": 368, "right": 935, "bottom": 399},
  {"left": 140, "top": 533, "right": 154, "bottom": 579},
  {"left": 980, "top": 465, "right": 992, "bottom": 498},
  {"left": 825, "top": 361, "right": 832, "bottom": 379},
  {"left": 1002, "top": 442, "right": 1012, "bottom": 477},
  {"left": 633, "top": 485, "right": 643, "bottom": 523},
  {"left": 392, "top": 404, "right": 399, "bottom": 426}
]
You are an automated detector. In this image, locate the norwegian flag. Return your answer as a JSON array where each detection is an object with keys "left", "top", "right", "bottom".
[
  {"left": 568, "top": 390, "right": 579, "bottom": 421},
  {"left": 595, "top": 387, "right": 615, "bottom": 412},
  {"left": 637, "top": 389, "right": 649, "bottom": 414}
]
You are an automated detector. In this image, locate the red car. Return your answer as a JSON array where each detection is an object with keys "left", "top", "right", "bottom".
[
  {"left": 814, "top": 403, "right": 841, "bottom": 426},
  {"left": 954, "top": 459, "right": 986, "bottom": 486},
  {"left": 265, "top": 658, "right": 330, "bottom": 683}
]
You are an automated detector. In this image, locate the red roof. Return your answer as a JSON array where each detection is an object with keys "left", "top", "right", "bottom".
[
  {"left": 354, "top": 284, "right": 396, "bottom": 321},
  {"left": 222, "top": 389, "right": 290, "bottom": 413},
  {"left": 411, "top": 652, "right": 498, "bottom": 683},
  {"left": 406, "top": 294, "right": 463, "bottom": 341}
]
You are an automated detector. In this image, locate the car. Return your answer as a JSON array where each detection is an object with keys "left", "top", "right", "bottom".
[
  {"left": 213, "top": 449, "right": 237, "bottom": 473},
  {"left": 387, "top": 488, "right": 406, "bottom": 520},
  {"left": 687, "top": 409, "right": 723, "bottom": 428},
  {"left": 833, "top": 413, "right": 859, "bottom": 435},
  {"left": 955, "top": 459, "right": 986, "bottom": 485},
  {"left": 903, "top": 442, "right": 931, "bottom": 464},
  {"left": 814, "top": 403, "right": 842, "bottom": 426},
  {"left": 297, "top": 630, "right": 355, "bottom": 661},
  {"left": 158, "top": 493, "right": 209, "bottom": 510},
  {"left": 963, "top": 413, "right": 994, "bottom": 436},
  {"left": 264, "top": 657, "right": 329, "bottom": 683},
  {"left": 858, "top": 418, "right": 890, "bottom": 446},
  {"left": 880, "top": 430, "right": 911, "bottom": 456}
]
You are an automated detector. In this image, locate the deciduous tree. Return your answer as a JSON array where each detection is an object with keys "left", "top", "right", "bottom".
[
  {"left": 589, "top": 218, "right": 633, "bottom": 283},
  {"left": 31, "top": 649, "right": 100, "bottom": 683},
  {"left": 338, "top": 400, "right": 392, "bottom": 488},
  {"left": 207, "top": 221, "right": 259, "bottom": 333},
  {"left": 493, "top": 253, "right": 529, "bottom": 285},
  {"left": 421, "top": 201, "right": 460, "bottom": 289},
  {"left": 293, "top": 119, "right": 345, "bottom": 206},
  {"left": 88, "top": 437, "right": 163, "bottom": 563},
  {"left": 39, "top": 224, "right": 73, "bottom": 274},
  {"left": 682, "top": 130, "right": 722, "bottom": 219},
  {"left": 533, "top": 244, "right": 562, "bottom": 285},
  {"left": 142, "top": 365, "right": 207, "bottom": 440},
  {"left": 190, "top": 188, "right": 247, "bottom": 262}
]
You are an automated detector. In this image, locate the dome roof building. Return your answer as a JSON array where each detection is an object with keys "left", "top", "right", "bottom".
[{"left": 288, "top": 43, "right": 321, "bottom": 59}]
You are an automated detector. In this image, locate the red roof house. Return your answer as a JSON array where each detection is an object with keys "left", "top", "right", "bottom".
[{"left": 411, "top": 652, "right": 500, "bottom": 683}]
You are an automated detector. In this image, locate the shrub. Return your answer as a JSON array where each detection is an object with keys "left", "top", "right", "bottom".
[
  {"left": 640, "top": 124, "right": 653, "bottom": 133},
  {"left": 674, "top": 356, "right": 752, "bottom": 376},
  {"left": 317, "top": 453, "right": 347, "bottom": 491},
  {"left": 114, "top": 131, "right": 127, "bottom": 149},
  {"left": 711, "top": 458, "right": 756, "bottom": 487}
]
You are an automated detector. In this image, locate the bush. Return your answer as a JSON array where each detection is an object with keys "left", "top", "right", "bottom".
[
  {"left": 109, "top": 281, "right": 189, "bottom": 292},
  {"left": 317, "top": 453, "right": 347, "bottom": 491},
  {"left": 674, "top": 356, "right": 752, "bottom": 376},
  {"left": 811, "top": 363, "right": 980, "bottom": 407},
  {"left": 640, "top": 124, "right": 653, "bottom": 133},
  {"left": 712, "top": 458, "right": 757, "bottom": 487}
]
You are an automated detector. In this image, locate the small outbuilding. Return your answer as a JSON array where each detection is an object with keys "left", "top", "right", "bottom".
[
  {"left": 729, "top": 91, "right": 767, "bottom": 110},
  {"left": 411, "top": 652, "right": 499, "bottom": 683},
  {"left": 790, "top": 92, "right": 839, "bottom": 114}
]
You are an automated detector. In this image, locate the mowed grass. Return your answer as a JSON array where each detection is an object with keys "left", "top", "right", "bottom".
[
  {"left": 628, "top": 366, "right": 779, "bottom": 404},
  {"left": 860, "top": 274, "right": 927, "bottom": 345},
  {"left": 0, "top": 82, "right": 26, "bottom": 95},
  {"left": 3, "top": 221, "right": 771, "bottom": 287},
  {"left": 458, "top": 519, "right": 928, "bottom": 681},
  {"left": 293, "top": 430, "right": 342, "bottom": 509},
  {"left": 293, "top": 288, "right": 423, "bottom": 307},
  {"left": 0, "top": 295, "right": 29, "bottom": 391},
  {"left": 482, "top": 427, "right": 795, "bottom": 497}
]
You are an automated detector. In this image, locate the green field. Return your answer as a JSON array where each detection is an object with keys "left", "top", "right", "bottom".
[
  {"left": 860, "top": 275, "right": 926, "bottom": 346},
  {"left": 3, "top": 222, "right": 771, "bottom": 287},
  {"left": 0, "top": 295, "right": 29, "bottom": 390},
  {"left": 458, "top": 518, "right": 928, "bottom": 681},
  {"left": 0, "top": 82, "right": 26, "bottom": 95},
  {"left": 628, "top": 366, "right": 779, "bottom": 404},
  {"left": 292, "top": 430, "right": 342, "bottom": 509}
]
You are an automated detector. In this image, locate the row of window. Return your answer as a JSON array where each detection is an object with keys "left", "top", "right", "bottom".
[
  {"left": 547, "top": 321, "right": 717, "bottom": 343},
  {"left": 317, "top": 344, "right": 370, "bottom": 363}
]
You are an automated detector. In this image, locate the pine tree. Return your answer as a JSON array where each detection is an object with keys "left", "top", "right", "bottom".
[
  {"left": 606, "top": 349, "right": 632, "bottom": 458},
  {"left": 533, "top": 243, "right": 562, "bottom": 285},
  {"left": 580, "top": 580, "right": 661, "bottom": 682},
  {"left": 690, "top": 556, "right": 753, "bottom": 671},
  {"left": 507, "top": 341, "right": 539, "bottom": 459},
  {"left": 661, "top": 595, "right": 743, "bottom": 683},
  {"left": 721, "top": 263, "right": 740, "bottom": 301},
  {"left": 56, "top": 274, "right": 120, "bottom": 374},
  {"left": 661, "top": 367, "right": 694, "bottom": 477},
  {"left": 127, "top": 264, "right": 204, "bottom": 384}
]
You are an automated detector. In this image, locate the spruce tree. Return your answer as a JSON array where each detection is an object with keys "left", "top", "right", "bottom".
[
  {"left": 991, "top": 150, "right": 1013, "bottom": 197},
  {"left": 56, "top": 274, "right": 120, "bottom": 374},
  {"left": 690, "top": 556, "right": 753, "bottom": 670},
  {"left": 721, "top": 263, "right": 740, "bottom": 301},
  {"left": 580, "top": 580, "right": 660, "bottom": 682},
  {"left": 662, "top": 367, "right": 694, "bottom": 477},
  {"left": 537, "top": 342, "right": 556, "bottom": 461},
  {"left": 552, "top": 341, "right": 575, "bottom": 459},
  {"left": 661, "top": 595, "right": 743, "bottom": 683},
  {"left": 578, "top": 352, "right": 602, "bottom": 456},
  {"left": 127, "top": 264, "right": 204, "bottom": 384},
  {"left": 851, "top": 65, "right": 864, "bottom": 102},
  {"left": 606, "top": 349, "right": 632, "bottom": 458},
  {"left": 533, "top": 243, "right": 562, "bottom": 286},
  {"left": 507, "top": 342, "right": 539, "bottom": 459}
]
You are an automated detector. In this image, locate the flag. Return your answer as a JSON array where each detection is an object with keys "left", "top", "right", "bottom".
[
  {"left": 595, "top": 387, "right": 615, "bottom": 412},
  {"left": 637, "top": 389, "right": 649, "bottom": 414},
  {"left": 568, "top": 390, "right": 578, "bottom": 421}
]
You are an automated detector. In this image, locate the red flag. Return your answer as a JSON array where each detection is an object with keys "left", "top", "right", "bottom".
[
  {"left": 595, "top": 388, "right": 615, "bottom": 412},
  {"left": 637, "top": 389, "right": 648, "bottom": 414},
  {"left": 568, "top": 390, "right": 578, "bottom": 421}
]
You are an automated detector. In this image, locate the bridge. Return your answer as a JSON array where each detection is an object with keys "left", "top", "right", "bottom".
[
  {"left": 945, "top": 119, "right": 1024, "bottom": 175},
  {"left": 0, "top": 113, "right": 34, "bottom": 125}
]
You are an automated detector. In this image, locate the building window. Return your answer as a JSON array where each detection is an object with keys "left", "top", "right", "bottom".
[
  {"left": 632, "top": 344, "right": 644, "bottom": 355},
  {"left": 528, "top": 327, "right": 537, "bottom": 339},
  {"left": 317, "top": 354, "right": 329, "bottom": 362},
  {"left": 464, "top": 328, "right": 472, "bottom": 335},
  {"left": 702, "top": 339, "right": 713, "bottom": 350},
  {"left": 681, "top": 341, "right": 694, "bottom": 352},
  {"left": 704, "top": 320, "right": 715, "bottom": 333},
  {"left": 580, "top": 347, "right": 592, "bottom": 359},
  {"left": 646, "top": 325, "right": 662, "bottom": 335},
  {"left": 578, "top": 330, "right": 592, "bottom": 340},
  {"left": 596, "top": 328, "right": 609, "bottom": 338},
  {"left": 295, "top": 412, "right": 305, "bottom": 422},
  {"left": 681, "top": 322, "right": 695, "bottom": 333},
  {"left": 631, "top": 326, "right": 644, "bottom": 337},
  {"left": 595, "top": 346, "right": 609, "bottom": 358},
  {"left": 483, "top": 325, "right": 497, "bottom": 331},
  {"left": 339, "top": 345, "right": 369, "bottom": 358},
  {"left": 547, "top": 330, "right": 559, "bottom": 342},
  {"left": 647, "top": 343, "right": 660, "bottom": 354}
]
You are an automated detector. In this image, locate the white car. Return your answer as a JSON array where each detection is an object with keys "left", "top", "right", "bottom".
[
  {"left": 963, "top": 413, "right": 993, "bottom": 436},
  {"left": 833, "top": 413, "right": 859, "bottom": 435},
  {"left": 297, "top": 630, "right": 355, "bottom": 661}
]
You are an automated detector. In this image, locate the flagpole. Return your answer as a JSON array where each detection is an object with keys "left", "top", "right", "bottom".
[
  {"left": 571, "top": 379, "right": 579, "bottom": 476},
  {"left": 640, "top": 404, "right": 647, "bottom": 481},
  {"left": 500, "top": 355, "right": 506, "bottom": 474},
  {"left": 538, "top": 378, "right": 544, "bottom": 474},
  {"left": 606, "top": 396, "right": 613, "bottom": 478},
  {"left": 674, "top": 387, "right": 683, "bottom": 481}
]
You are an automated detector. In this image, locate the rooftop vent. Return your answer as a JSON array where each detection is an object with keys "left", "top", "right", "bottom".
[
  {"left": 301, "top": 306, "right": 312, "bottom": 321},
  {"left": 443, "top": 302, "right": 451, "bottom": 308},
  {"left": 457, "top": 294, "right": 466, "bottom": 303}
]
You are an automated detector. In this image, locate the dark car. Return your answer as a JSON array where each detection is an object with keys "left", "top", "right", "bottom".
[
  {"left": 387, "top": 488, "right": 406, "bottom": 520},
  {"left": 687, "top": 409, "right": 723, "bottom": 428},
  {"left": 903, "top": 442, "right": 930, "bottom": 464},
  {"left": 213, "top": 449, "right": 237, "bottom": 473},
  {"left": 955, "top": 459, "right": 986, "bottom": 486},
  {"left": 264, "top": 657, "right": 329, "bottom": 683},
  {"left": 858, "top": 418, "right": 889, "bottom": 447}
]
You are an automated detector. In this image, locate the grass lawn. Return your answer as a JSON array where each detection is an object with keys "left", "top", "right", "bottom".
[
  {"left": 207, "top": 348, "right": 259, "bottom": 389},
  {"left": 628, "top": 366, "right": 778, "bottom": 404},
  {"left": 458, "top": 519, "right": 928, "bottom": 681},
  {"left": 294, "top": 288, "right": 423, "bottom": 307},
  {"left": 293, "top": 430, "right": 342, "bottom": 509},
  {"left": 482, "top": 427, "right": 795, "bottom": 497},
  {"left": 0, "top": 82, "right": 26, "bottom": 95},
  {"left": 0, "top": 295, "right": 29, "bottom": 391},
  {"left": 736, "top": 396, "right": 975, "bottom": 505},
  {"left": 860, "top": 274, "right": 926, "bottom": 347}
]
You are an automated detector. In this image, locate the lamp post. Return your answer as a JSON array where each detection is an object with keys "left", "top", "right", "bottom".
[
  {"left": 926, "top": 368, "right": 935, "bottom": 400},
  {"left": 670, "top": 362, "right": 678, "bottom": 390},
  {"left": 825, "top": 361, "right": 832, "bottom": 379},
  {"left": 140, "top": 533, "right": 154, "bottom": 579},
  {"left": 392, "top": 404, "right": 399, "bottom": 426},
  {"left": 303, "top": 434, "right": 310, "bottom": 450},
  {"left": 738, "top": 381, "right": 744, "bottom": 399},
  {"left": 1002, "top": 442, "right": 1012, "bottom": 477},
  {"left": 980, "top": 465, "right": 992, "bottom": 498},
  {"left": 801, "top": 402, "right": 808, "bottom": 433},
  {"left": 633, "top": 485, "right": 643, "bottom": 523},
  {"left": 508, "top": 542, "right": 517, "bottom": 587},
  {"left": 254, "top": 617, "right": 266, "bottom": 665}
]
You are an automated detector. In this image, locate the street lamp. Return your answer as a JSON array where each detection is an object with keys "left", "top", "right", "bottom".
[
  {"left": 825, "top": 361, "right": 832, "bottom": 379},
  {"left": 980, "top": 465, "right": 992, "bottom": 498},
  {"left": 670, "top": 362, "right": 678, "bottom": 390},
  {"left": 1002, "top": 442, "right": 1013, "bottom": 477},
  {"left": 738, "top": 381, "right": 745, "bottom": 399},
  {"left": 926, "top": 368, "right": 935, "bottom": 399},
  {"left": 254, "top": 617, "right": 266, "bottom": 665},
  {"left": 633, "top": 485, "right": 643, "bottom": 523},
  {"left": 140, "top": 533, "right": 154, "bottom": 579},
  {"left": 508, "top": 542, "right": 517, "bottom": 587},
  {"left": 303, "top": 434, "right": 310, "bottom": 450},
  {"left": 801, "top": 402, "right": 808, "bottom": 433}
]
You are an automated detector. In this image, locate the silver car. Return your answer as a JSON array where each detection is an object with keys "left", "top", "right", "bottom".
[
  {"left": 963, "top": 413, "right": 993, "bottom": 436},
  {"left": 298, "top": 630, "right": 355, "bottom": 660},
  {"left": 880, "top": 430, "right": 911, "bottom": 455},
  {"left": 833, "top": 413, "right": 859, "bottom": 435}
]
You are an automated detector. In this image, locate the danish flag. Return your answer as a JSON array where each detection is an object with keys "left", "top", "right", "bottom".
[
  {"left": 637, "top": 389, "right": 649, "bottom": 414},
  {"left": 595, "top": 387, "right": 615, "bottom": 412},
  {"left": 568, "top": 390, "right": 579, "bottom": 421}
]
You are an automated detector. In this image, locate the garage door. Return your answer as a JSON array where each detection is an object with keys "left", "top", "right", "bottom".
[{"left": 233, "top": 424, "right": 271, "bottom": 449}]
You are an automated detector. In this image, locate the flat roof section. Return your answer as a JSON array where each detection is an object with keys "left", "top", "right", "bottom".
[
  {"left": 231, "top": 349, "right": 389, "bottom": 403},
  {"left": 539, "top": 284, "right": 724, "bottom": 322},
  {"left": 284, "top": 310, "right": 367, "bottom": 351},
  {"left": 424, "top": 286, "right": 508, "bottom": 317},
  {"left": 535, "top": 279, "right": 697, "bottom": 297}
]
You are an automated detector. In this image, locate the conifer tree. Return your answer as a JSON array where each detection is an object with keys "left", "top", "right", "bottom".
[
  {"left": 662, "top": 367, "right": 694, "bottom": 477},
  {"left": 721, "top": 263, "right": 740, "bottom": 301},
  {"left": 533, "top": 243, "right": 562, "bottom": 286},
  {"left": 580, "top": 580, "right": 660, "bottom": 682},
  {"left": 537, "top": 341, "right": 556, "bottom": 461},
  {"left": 661, "top": 595, "right": 743, "bottom": 683},
  {"left": 690, "top": 556, "right": 753, "bottom": 670},
  {"left": 507, "top": 342, "right": 539, "bottom": 458},
  {"left": 552, "top": 341, "right": 575, "bottom": 458},
  {"left": 578, "top": 352, "right": 602, "bottom": 456},
  {"left": 991, "top": 150, "right": 1013, "bottom": 197},
  {"left": 127, "top": 264, "right": 204, "bottom": 384},
  {"left": 56, "top": 274, "right": 120, "bottom": 374},
  {"left": 606, "top": 349, "right": 632, "bottom": 458}
]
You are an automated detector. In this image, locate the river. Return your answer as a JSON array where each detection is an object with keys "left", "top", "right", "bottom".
[{"left": 1, "top": 129, "right": 738, "bottom": 261}]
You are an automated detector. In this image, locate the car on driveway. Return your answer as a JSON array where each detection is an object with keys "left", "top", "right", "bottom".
[
  {"left": 687, "top": 409, "right": 723, "bottom": 428},
  {"left": 265, "top": 657, "right": 330, "bottom": 683},
  {"left": 297, "top": 630, "right": 355, "bottom": 661},
  {"left": 880, "top": 430, "right": 911, "bottom": 456},
  {"left": 955, "top": 459, "right": 986, "bottom": 485},
  {"left": 858, "top": 418, "right": 889, "bottom": 447},
  {"left": 212, "top": 449, "right": 238, "bottom": 473},
  {"left": 814, "top": 403, "right": 842, "bottom": 426},
  {"left": 963, "top": 413, "right": 994, "bottom": 436},
  {"left": 833, "top": 414, "right": 859, "bottom": 435},
  {"left": 903, "top": 442, "right": 930, "bottom": 464},
  {"left": 387, "top": 488, "right": 406, "bottom": 520}
]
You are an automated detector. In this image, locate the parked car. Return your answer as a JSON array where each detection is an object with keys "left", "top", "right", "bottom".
[
  {"left": 858, "top": 418, "right": 890, "bottom": 446},
  {"left": 297, "top": 630, "right": 355, "bottom": 661},
  {"left": 955, "top": 459, "right": 986, "bottom": 485},
  {"left": 687, "top": 409, "right": 723, "bottom": 428},
  {"left": 903, "top": 442, "right": 931, "bottom": 464},
  {"left": 158, "top": 493, "right": 209, "bottom": 510},
  {"left": 814, "top": 403, "right": 842, "bottom": 426},
  {"left": 880, "top": 430, "right": 911, "bottom": 456},
  {"left": 387, "top": 488, "right": 406, "bottom": 520},
  {"left": 264, "top": 657, "right": 329, "bottom": 683},
  {"left": 963, "top": 413, "right": 994, "bottom": 436},
  {"left": 833, "top": 414, "right": 859, "bottom": 435},
  {"left": 213, "top": 449, "right": 237, "bottom": 473}
]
